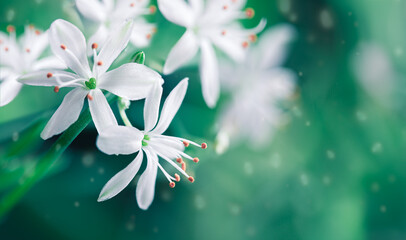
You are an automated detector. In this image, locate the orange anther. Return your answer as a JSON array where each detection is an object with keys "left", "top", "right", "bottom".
[
  {"left": 60, "top": 44, "right": 67, "bottom": 50},
  {"left": 91, "top": 43, "right": 98, "bottom": 49},
  {"left": 249, "top": 34, "right": 257, "bottom": 42},
  {"left": 25, "top": 48, "right": 30, "bottom": 53},
  {"left": 183, "top": 141, "right": 190, "bottom": 147},
  {"left": 176, "top": 158, "right": 182, "bottom": 163},
  {"left": 47, "top": 73, "right": 53, "bottom": 78},
  {"left": 174, "top": 174, "right": 180, "bottom": 182},
  {"left": 54, "top": 86, "right": 60, "bottom": 93},
  {"left": 201, "top": 143, "right": 207, "bottom": 149},
  {"left": 149, "top": 5, "right": 156, "bottom": 14},
  {"left": 169, "top": 182, "right": 175, "bottom": 188},
  {"left": 146, "top": 33, "right": 152, "bottom": 39},
  {"left": 193, "top": 157, "right": 199, "bottom": 163},
  {"left": 242, "top": 41, "right": 249, "bottom": 48},
  {"left": 87, "top": 94, "right": 94, "bottom": 100},
  {"left": 7, "top": 25, "right": 15, "bottom": 33},
  {"left": 188, "top": 176, "right": 195, "bottom": 183},
  {"left": 245, "top": 8, "right": 255, "bottom": 18},
  {"left": 35, "top": 30, "right": 41, "bottom": 35},
  {"left": 181, "top": 162, "right": 186, "bottom": 171},
  {"left": 97, "top": 61, "right": 103, "bottom": 66}
]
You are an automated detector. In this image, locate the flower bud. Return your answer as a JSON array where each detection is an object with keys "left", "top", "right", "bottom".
[{"left": 131, "top": 51, "right": 145, "bottom": 65}]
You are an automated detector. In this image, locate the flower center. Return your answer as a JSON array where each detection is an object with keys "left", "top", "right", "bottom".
[
  {"left": 142, "top": 135, "right": 150, "bottom": 147},
  {"left": 85, "top": 77, "right": 97, "bottom": 90}
]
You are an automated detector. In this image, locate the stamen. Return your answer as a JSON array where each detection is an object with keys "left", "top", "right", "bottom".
[
  {"left": 174, "top": 174, "right": 180, "bottom": 182},
  {"left": 232, "top": 0, "right": 237, "bottom": 3},
  {"left": 152, "top": 27, "right": 157, "bottom": 33},
  {"left": 181, "top": 162, "right": 186, "bottom": 171},
  {"left": 242, "top": 41, "right": 249, "bottom": 48},
  {"left": 7, "top": 25, "right": 15, "bottom": 33},
  {"left": 249, "top": 34, "right": 257, "bottom": 42},
  {"left": 29, "top": 24, "right": 35, "bottom": 29},
  {"left": 54, "top": 86, "right": 60, "bottom": 93},
  {"left": 149, "top": 5, "right": 156, "bottom": 14},
  {"left": 193, "top": 157, "right": 199, "bottom": 163},
  {"left": 25, "top": 48, "right": 30, "bottom": 53},
  {"left": 0, "top": 39, "right": 3, "bottom": 44},
  {"left": 223, "top": 5, "right": 228, "bottom": 10},
  {"left": 35, "top": 30, "right": 41, "bottom": 35},
  {"left": 91, "top": 43, "right": 98, "bottom": 49},
  {"left": 130, "top": 3, "right": 135, "bottom": 7},
  {"left": 245, "top": 8, "right": 255, "bottom": 18},
  {"left": 201, "top": 143, "right": 207, "bottom": 149},
  {"left": 4, "top": 47, "right": 9, "bottom": 52},
  {"left": 146, "top": 33, "right": 152, "bottom": 40},
  {"left": 183, "top": 141, "right": 190, "bottom": 147},
  {"left": 47, "top": 73, "right": 53, "bottom": 78},
  {"left": 221, "top": 30, "right": 227, "bottom": 36},
  {"left": 97, "top": 61, "right": 103, "bottom": 66},
  {"left": 169, "top": 182, "right": 175, "bottom": 188},
  {"left": 87, "top": 94, "right": 93, "bottom": 100},
  {"left": 60, "top": 44, "right": 67, "bottom": 50},
  {"left": 188, "top": 176, "right": 195, "bottom": 183},
  {"left": 176, "top": 157, "right": 183, "bottom": 163}
]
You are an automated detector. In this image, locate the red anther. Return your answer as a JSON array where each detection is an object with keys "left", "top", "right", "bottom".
[
  {"left": 54, "top": 86, "right": 60, "bottom": 93},
  {"left": 7, "top": 25, "right": 15, "bottom": 33},
  {"left": 87, "top": 94, "right": 94, "bottom": 100},
  {"left": 169, "top": 182, "right": 175, "bottom": 188},
  {"left": 47, "top": 73, "right": 53, "bottom": 78},
  {"left": 249, "top": 34, "right": 257, "bottom": 42},
  {"left": 35, "top": 30, "right": 41, "bottom": 35},
  {"left": 193, "top": 157, "right": 199, "bottom": 163},
  {"left": 91, "top": 43, "right": 98, "bottom": 49},
  {"left": 25, "top": 48, "right": 30, "bottom": 53},
  {"left": 188, "top": 176, "right": 195, "bottom": 183},
  {"left": 60, "top": 44, "right": 67, "bottom": 50},
  {"left": 176, "top": 157, "right": 182, "bottom": 163},
  {"left": 183, "top": 141, "right": 190, "bottom": 147},
  {"left": 201, "top": 143, "right": 207, "bottom": 149},
  {"left": 242, "top": 41, "right": 249, "bottom": 48},
  {"left": 130, "top": 3, "right": 135, "bottom": 7},
  {"left": 223, "top": 5, "right": 228, "bottom": 10},
  {"left": 4, "top": 47, "right": 9, "bottom": 52},
  {"left": 245, "top": 8, "right": 255, "bottom": 18},
  {"left": 174, "top": 174, "right": 180, "bottom": 182},
  {"left": 221, "top": 30, "right": 227, "bottom": 36},
  {"left": 149, "top": 5, "right": 157, "bottom": 14},
  {"left": 146, "top": 33, "right": 152, "bottom": 40},
  {"left": 97, "top": 61, "right": 103, "bottom": 66},
  {"left": 181, "top": 162, "right": 186, "bottom": 171}
]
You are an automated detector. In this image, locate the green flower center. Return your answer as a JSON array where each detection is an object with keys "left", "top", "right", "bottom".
[
  {"left": 142, "top": 135, "right": 150, "bottom": 147},
  {"left": 85, "top": 77, "right": 97, "bottom": 90}
]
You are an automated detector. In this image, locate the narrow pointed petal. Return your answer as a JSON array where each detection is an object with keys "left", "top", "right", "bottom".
[
  {"left": 96, "top": 20, "right": 134, "bottom": 74},
  {"left": 76, "top": 0, "right": 106, "bottom": 22},
  {"left": 144, "top": 82, "right": 163, "bottom": 132},
  {"left": 98, "top": 151, "right": 143, "bottom": 202},
  {"left": 49, "top": 19, "right": 91, "bottom": 77},
  {"left": 136, "top": 148, "right": 158, "bottom": 210},
  {"left": 157, "top": 0, "right": 195, "bottom": 27},
  {"left": 152, "top": 78, "right": 188, "bottom": 135},
  {"left": 200, "top": 40, "right": 219, "bottom": 108},
  {"left": 18, "top": 70, "right": 79, "bottom": 87},
  {"left": 88, "top": 89, "right": 118, "bottom": 133},
  {"left": 0, "top": 76, "right": 22, "bottom": 107},
  {"left": 41, "top": 88, "right": 88, "bottom": 139},
  {"left": 98, "top": 63, "right": 163, "bottom": 100},
  {"left": 97, "top": 125, "right": 143, "bottom": 155},
  {"left": 163, "top": 31, "right": 199, "bottom": 74},
  {"left": 32, "top": 56, "right": 67, "bottom": 70},
  {"left": 189, "top": 0, "right": 204, "bottom": 15}
]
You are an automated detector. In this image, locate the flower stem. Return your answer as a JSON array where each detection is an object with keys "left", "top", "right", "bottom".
[
  {"left": 0, "top": 93, "right": 116, "bottom": 219},
  {"left": 117, "top": 98, "right": 133, "bottom": 127}
]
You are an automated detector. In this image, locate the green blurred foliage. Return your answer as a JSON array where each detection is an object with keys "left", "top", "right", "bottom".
[{"left": 1, "top": 0, "right": 406, "bottom": 239}]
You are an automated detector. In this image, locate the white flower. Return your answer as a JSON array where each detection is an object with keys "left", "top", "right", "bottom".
[
  {"left": 158, "top": 0, "right": 266, "bottom": 108},
  {"left": 96, "top": 78, "right": 207, "bottom": 210},
  {"left": 216, "top": 25, "right": 296, "bottom": 153},
  {"left": 75, "top": 0, "right": 157, "bottom": 54},
  {"left": 19, "top": 19, "right": 163, "bottom": 139},
  {"left": 0, "top": 25, "right": 65, "bottom": 106}
]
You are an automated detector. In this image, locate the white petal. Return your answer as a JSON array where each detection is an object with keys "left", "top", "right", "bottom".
[
  {"left": 76, "top": 0, "right": 106, "bottom": 22},
  {"left": 210, "top": 31, "right": 246, "bottom": 62},
  {"left": 87, "top": 25, "right": 109, "bottom": 56},
  {"left": 88, "top": 89, "right": 118, "bottom": 133},
  {"left": 96, "top": 20, "right": 133, "bottom": 74},
  {"left": 157, "top": 0, "right": 195, "bottom": 27},
  {"left": 144, "top": 82, "right": 163, "bottom": 132},
  {"left": 99, "top": 63, "right": 163, "bottom": 100},
  {"left": 163, "top": 31, "right": 199, "bottom": 74},
  {"left": 20, "top": 28, "right": 49, "bottom": 63},
  {"left": 189, "top": 0, "right": 204, "bottom": 15},
  {"left": 96, "top": 125, "right": 143, "bottom": 155},
  {"left": 152, "top": 78, "right": 188, "bottom": 134},
  {"left": 0, "top": 75, "right": 22, "bottom": 107},
  {"left": 130, "top": 20, "right": 156, "bottom": 48},
  {"left": 200, "top": 39, "right": 219, "bottom": 108},
  {"left": 136, "top": 148, "right": 158, "bottom": 210},
  {"left": 32, "top": 56, "right": 67, "bottom": 70},
  {"left": 41, "top": 88, "right": 88, "bottom": 139},
  {"left": 98, "top": 151, "right": 143, "bottom": 202},
  {"left": 49, "top": 19, "right": 91, "bottom": 77},
  {"left": 18, "top": 70, "right": 79, "bottom": 87},
  {"left": 0, "top": 67, "right": 13, "bottom": 80},
  {"left": 112, "top": 0, "right": 150, "bottom": 20}
]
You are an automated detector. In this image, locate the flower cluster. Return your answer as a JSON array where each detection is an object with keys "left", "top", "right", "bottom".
[{"left": 0, "top": 0, "right": 295, "bottom": 210}]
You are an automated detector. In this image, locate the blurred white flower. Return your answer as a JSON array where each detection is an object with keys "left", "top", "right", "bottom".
[
  {"left": 75, "top": 0, "right": 157, "bottom": 54},
  {"left": 158, "top": 0, "right": 266, "bottom": 108},
  {"left": 215, "top": 25, "right": 296, "bottom": 154},
  {"left": 19, "top": 19, "right": 163, "bottom": 139},
  {"left": 0, "top": 25, "right": 65, "bottom": 106},
  {"left": 97, "top": 78, "right": 207, "bottom": 210}
]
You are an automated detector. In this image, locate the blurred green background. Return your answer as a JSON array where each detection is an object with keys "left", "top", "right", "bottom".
[{"left": 1, "top": 0, "right": 406, "bottom": 239}]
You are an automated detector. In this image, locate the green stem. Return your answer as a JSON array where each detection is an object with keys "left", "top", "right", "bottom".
[
  {"left": 118, "top": 105, "right": 133, "bottom": 127},
  {"left": 0, "top": 93, "right": 116, "bottom": 219}
]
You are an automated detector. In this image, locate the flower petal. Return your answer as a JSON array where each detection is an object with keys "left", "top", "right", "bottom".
[
  {"left": 18, "top": 70, "right": 79, "bottom": 87},
  {"left": 163, "top": 31, "right": 199, "bottom": 74},
  {"left": 96, "top": 20, "right": 133, "bottom": 75},
  {"left": 144, "top": 82, "right": 163, "bottom": 132},
  {"left": 210, "top": 30, "right": 246, "bottom": 62},
  {"left": 200, "top": 39, "right": 219, "bottom": 108},
  {"left": 41, "top": 88, "right": 88, "bottom": 139},
  {"left": 96, "top": 125, "right": 143, "bottom": 155},
  {"left": 20, "top": 27, "right": 49, "bottom": 63},
  {"left": 136, "top": 148, "right": 158, "bottom": 210},
  {"left": 76, "top": 0, "right": 106, "bottom": 22},
  {"left": 49, "top": 19, "right": 91, "bottom": 77},
  {"left": 97, "top": 151, "right": 143, "bottom": 202},
  {"left": 0, "top": 75, "right": 22, "bottom": 107},
  {"left": 157, "top": 0, "right": 195, "bottom": 27},
  {"left": 32, "top": 56, "right": 67, "bottom": 70},
  {"left": 152, "top": 78, "right": 188, "bottom": 135},
  {"left": 86, "top": 25, "right": 109, "bottom": 56},
  {"left": 88, "top": 89, "right": 118, "bottom": 133},
  {"left": 98, "top": 63, "right": 163, "bottom": 100},
  {"left": 130, "top": 20, "right": 156, "bottom": 48}
]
